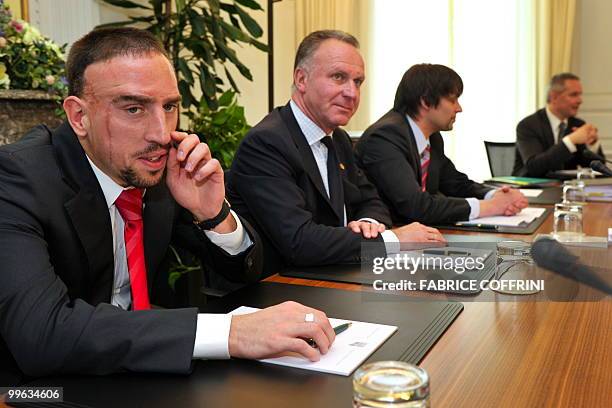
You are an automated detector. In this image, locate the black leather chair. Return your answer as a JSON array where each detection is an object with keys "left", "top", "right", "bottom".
[{"left": 484, "top": 141, "right": 516, "bottom": 177}]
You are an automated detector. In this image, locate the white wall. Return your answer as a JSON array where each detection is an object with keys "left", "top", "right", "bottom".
[{"left": 571, "top": 0, "right": 612, "bottom": 157}]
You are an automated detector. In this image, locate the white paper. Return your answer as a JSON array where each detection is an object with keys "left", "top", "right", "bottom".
[
  {"left": 229, "top": 306, "right": 397, "bottom": 376},
  {"left": 458, "top": 207, "right": 546, "bottom": 227},
  {"left": 519, "top": 189, "right": 543, "bottom": 197}
]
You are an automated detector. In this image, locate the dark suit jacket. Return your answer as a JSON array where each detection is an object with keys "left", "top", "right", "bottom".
[
  {"left": 226, "top": 103, "right": 390, "bottom": 276},
  {"left": 0, "top": 123, "right": 261, "bottom": 385},
  {"left": 355, "top": 110, "right": 491, "bottom": 225},
  {"left": 513, "top": 108, "right": 606, "bottom": 177}
]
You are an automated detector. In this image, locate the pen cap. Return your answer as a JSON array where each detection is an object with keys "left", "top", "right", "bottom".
[{"left": 353, "top": 361, "right": 430, "bottom": 407}]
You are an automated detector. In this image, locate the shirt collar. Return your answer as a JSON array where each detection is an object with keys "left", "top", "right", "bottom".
[
  {"left": 545, "top": 106, "right": 566, "bottom": 130},
  {"left": 290, "top": 99, "right": 327, "bottom": 146},
  {"left": 86, "top": 155, "right": 137, "bottom": 209},
  {"left": 406, "top": 115, "right": 429, "bottom": 156}
]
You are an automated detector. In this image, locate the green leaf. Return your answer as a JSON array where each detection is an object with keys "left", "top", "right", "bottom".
[
  {"left": 235, "top": 5, "right": 263, "bottom": 37},
  {"left": 249, "top": 38, "right": 268, "bottom": 52},
  {"left": 220, "top": 21, "right": 249, "bottom": 42},
  {"left": 178, "top": 79, "right": 196, "bottom": 109},
  {"left": 199, "top": 65, "right": 217, "bottom": 97},
  {"left": 218, "top": 90, "right": 234, "bottom": 106},
  {"left": 175, "top": 0, "right": 186, "bottom": 13},
  {"left": 187, "top": 9, "right": 205, "bottom": 37},
  {"left": 235, "top": 0, "right": 263, "bottom": 11},
  {"left": 101, "top": 0, "right": 152, "bottom": 9},
  {"left": 177, "top": 57, "right": 194, "bottom": 84},
  {"left": 224, "top": 67, "right": 240, "bottom": 93}
]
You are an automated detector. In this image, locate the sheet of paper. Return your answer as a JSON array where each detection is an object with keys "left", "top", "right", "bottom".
[
  {"left": 586, "top": 186, "right": 612, "bottom": 202},
  {"left": 519, "top": 189, "right": 543, "bottom": 197},
  {"left": 458, "top": 207, "right": 546, "bottom": 227},
  {"left": 229, "top": 306, "right": 397, "bottom": 376}
]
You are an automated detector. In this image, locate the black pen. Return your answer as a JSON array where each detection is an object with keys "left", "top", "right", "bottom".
[
  {"left": 305, "top": 322, "right": 352, "bottom": 348},
  {"left": 456, "top": 222, "right": 498, "bottom": 230}
]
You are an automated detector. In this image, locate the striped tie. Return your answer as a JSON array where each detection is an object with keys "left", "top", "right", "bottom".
[
  {"left": 115, "top": 189, "right": 150, "bottom": 311},
  {"left": 420, "top": 145, "right": 431, "bottom": 192}
]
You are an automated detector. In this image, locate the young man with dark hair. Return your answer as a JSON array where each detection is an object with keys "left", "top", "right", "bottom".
[
  {"left": 355, "top": 64, "right": 527, "bottom": 225},
  {"left": 513, "top": 72, "right": 605, "bottom": 177},
  {"left": 227, "top": 31, "right": 445, "bottom": 277},
  {"left": 0, "top": 27, "right": 335, "bottom": 385}
]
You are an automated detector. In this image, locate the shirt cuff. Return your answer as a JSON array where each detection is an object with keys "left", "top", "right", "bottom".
[
  {"left": 204, "top": 210, "right": 253, "bottom": 255},
  {"left": 358, "top": 217, "right": 380, "bottom": 224},
  {"left": 484, "top": 189, "right": 497, "bottom": 200},
  {"left": 193, "top": 313, "right": 232, "bottom": 359},
  {"left": 381, "top": 230, "right": 400, "bottom": 254},
  {"left": 562, "top": 135, "right": 578, "bottom": 153},
  {"left": 466, "top": 197, "right": 480, "bottom": 220},
  {"left": 587, "top": 140, "right": 601, "bottom": 152}
]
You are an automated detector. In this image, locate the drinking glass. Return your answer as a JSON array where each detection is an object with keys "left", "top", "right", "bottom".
[{"left": 353, "top": 361, "right": 430, "bottom": 407}]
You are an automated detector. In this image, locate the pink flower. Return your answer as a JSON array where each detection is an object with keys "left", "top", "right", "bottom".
[
  {"left": 45, "top": 75, "right": 55, "bottom": 85},
  {"left": 11, "top": 21, "right": 23, "bottom": 32}
]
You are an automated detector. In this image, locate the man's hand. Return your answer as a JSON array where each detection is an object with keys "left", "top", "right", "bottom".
[
  {"left": 229, "top": 301, "right": 335, "bottom": 362},
  {"left": 480, "top": 186, "right": 528, "bottom": 217},
  {"left": 347, "top": 220, "right": 386, "bottom": 239},
  {"left": 568, "top": 123, "right": 598, "bottom": 146},
  {"left": 391, "top": 222, "right": 446, "bottom": 244},
  {"left": 166, "top": 131, "right": 236, "bottom": 233}
]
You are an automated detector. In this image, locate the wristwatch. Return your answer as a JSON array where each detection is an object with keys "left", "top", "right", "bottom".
[{"left": 193, "top": 198, "right": 231, "bottom": 231}]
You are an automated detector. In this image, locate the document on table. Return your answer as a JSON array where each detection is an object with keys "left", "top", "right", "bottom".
[
  {"left": 457, "top": 207, "right": 546, "bottom": 227},
  {"left": 519, "top": 189, "right": 543, "bottom": 197},
  {"left": 229, "top": 306, "right": 397, "bottom": 376}
]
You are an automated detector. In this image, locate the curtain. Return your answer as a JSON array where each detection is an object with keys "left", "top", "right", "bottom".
[{"left": 536, "top": 0, "right": 577, "bottom": 105}]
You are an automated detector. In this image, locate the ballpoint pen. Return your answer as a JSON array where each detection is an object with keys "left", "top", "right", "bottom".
[{"left": 305, "top": 322, "right": 352, "bottom": 348}]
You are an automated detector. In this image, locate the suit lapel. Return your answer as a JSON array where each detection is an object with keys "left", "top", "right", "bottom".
[
  {"left": 279, "top": 104, "right": 339, "bottom": 218},
  {"left": 538, "top": 109, "right": 556, "bottom": 147},
  {"left": 399, "top": 114, "right": 424, "bottom": 183},
  {"left": 53, "top": 122, "right": 115, "bottom": 304},
  {"left": 143, "top": 183, "right": 175, "bottom": 292}
]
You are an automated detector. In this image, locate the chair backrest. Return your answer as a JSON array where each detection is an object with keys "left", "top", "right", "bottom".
[{"left": 484, "top": 141, "right": 516, "bottom": 177}]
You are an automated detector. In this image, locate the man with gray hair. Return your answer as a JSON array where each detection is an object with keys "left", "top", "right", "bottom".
[
  {"left": 513, "top": 72, "right": 605, "bottom": 177},
  {"left": 227, "top": 30, "right": 444, "bottom": 276}
]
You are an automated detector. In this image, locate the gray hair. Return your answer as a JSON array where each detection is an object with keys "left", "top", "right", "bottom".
[
  {"left": 293, "top": 30, "right": 359, "bottom": 72},
  {"left": 547, "top": 72, "right": 580, "bottom": 103}
]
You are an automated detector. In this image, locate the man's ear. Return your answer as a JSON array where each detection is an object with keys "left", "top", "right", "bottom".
[
  {"left": 63, "top": 96, "right": 90, "bottom": 137},
  {"left": 293, "top": 67, "right": 308, "bottom": 93},
  {"left": 419, "top": 97, "right": 431, "bottom": 112}
]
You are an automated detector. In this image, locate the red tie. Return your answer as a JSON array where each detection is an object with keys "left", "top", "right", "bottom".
[
  {"left": 420, "top": 145, "right": 431, "bottom": 192},
  {"left": 115, "top": 189, "right": 151, "bottom": 311}
]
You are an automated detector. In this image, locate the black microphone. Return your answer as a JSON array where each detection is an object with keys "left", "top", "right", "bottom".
[
  {"left": 583, "top": 149, "right": 612, "bottom": 165},
  {"left": 590, "top": 160, "right": 612, "bottom": 177},
  {"left": 531, "top": 238, "right": 612, "bottom": 295}
]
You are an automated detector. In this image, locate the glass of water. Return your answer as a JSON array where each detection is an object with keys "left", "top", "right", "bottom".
[
  {"left": 577, "top": 168, "right": 596, "bottom": 181},
  {"left": 562, "top": 180, "right": 586, "bottom": 205},
  {"left": 493, "top": 241, "right": 541, "bottom": 295},
  {"left": 553, "top": 202, "right": 584, "bottom": 241},
  {"left": 353, "top": 361, "right": 430, "bottom": 407}
]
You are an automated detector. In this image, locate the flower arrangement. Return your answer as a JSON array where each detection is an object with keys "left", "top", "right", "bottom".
[{"left": 0, "top": 0, "right": 67, "bottom": 97}]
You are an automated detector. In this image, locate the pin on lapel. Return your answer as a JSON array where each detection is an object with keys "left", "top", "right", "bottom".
[{"left": 339, "top": 163, "right": 345, "bottom": 170}]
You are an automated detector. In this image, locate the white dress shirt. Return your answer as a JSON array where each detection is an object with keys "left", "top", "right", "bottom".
[
  {"left": 545, "top": 106, "right": 577, "bottom": 153},
  {"left": 87, "top": 157, "right": 251, "bottom": 359},
  {"left": 406, "top": 116, "right": 495, "bottom": 220},
  {"left": 289, "top": 100, "right": 400, "bottom": 253}
]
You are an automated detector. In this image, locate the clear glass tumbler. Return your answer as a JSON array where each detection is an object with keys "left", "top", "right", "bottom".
[
  {"left": 553, "top": 202, "right": 584, "bottom": 241},
  {"left": 353, "top": 361, "right": 430, "bottom": 407},
  {"left": 562, "top": 180, "right": 587, "bottom": 205}
]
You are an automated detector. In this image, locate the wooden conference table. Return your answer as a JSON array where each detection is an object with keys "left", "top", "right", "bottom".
[{"left": 268, "top": 202, "right": 612, "bottom": 408}]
